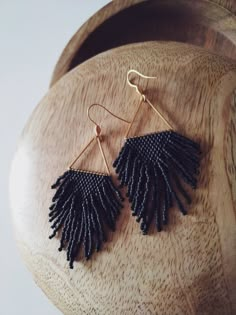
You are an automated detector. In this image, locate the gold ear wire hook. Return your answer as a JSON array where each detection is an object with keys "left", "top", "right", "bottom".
[
  {"left": 87, "top": 103, "right": 130, "bottom": 132},
  {"left": 127, "top": 69, "right": 156, "bottom": 99},
  {"left": 85, "top": 103, "right": 131, "bottom": 175},
  {"left": 125, "top": 70, "right": 173, "bottom": 138}
]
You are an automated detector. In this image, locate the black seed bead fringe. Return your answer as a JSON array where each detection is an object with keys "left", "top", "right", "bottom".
[
  {"left": 113, "top": 130, "right": 201, "bottom": 234},
  {"left": 49, "top": 170, "right": 124, "bottom": 269}
]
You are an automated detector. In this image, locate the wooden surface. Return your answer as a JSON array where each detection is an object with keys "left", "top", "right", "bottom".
[
  {"left": 50, "top": 0, "right": 236, "bottom": 86},
  {"left": 10, "top": 42, "right": 236, "bottom": 315}
]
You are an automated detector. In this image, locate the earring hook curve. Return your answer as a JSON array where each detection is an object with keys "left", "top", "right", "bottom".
[
  {"left": 125, "top": 70, "right": 173, "bottom": 135},
  {"left": 87, "top": 103, "right": 130, "bottom": 135},
  {"left": 127, "top": 69, "right": 156, "bottom": 98},
  {"left": 69, "top": 104, "right": 129, "bottom": 175}
]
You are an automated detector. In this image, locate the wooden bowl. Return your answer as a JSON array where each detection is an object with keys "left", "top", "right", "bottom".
[
  {"left": 50, "top": 0, "right": 236, "bottom": 86},
  {"left": 10, "top": 42, "right": 236, "bottom": 315}
]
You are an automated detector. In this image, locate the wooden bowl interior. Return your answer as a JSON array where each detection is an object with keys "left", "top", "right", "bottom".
[{"left": 64, "top": 0, "right": 236, "bottom": 76}]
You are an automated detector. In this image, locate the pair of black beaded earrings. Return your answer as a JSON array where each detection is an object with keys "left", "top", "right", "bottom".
[{"left": 49, "top": 70, "right": 201, "bottom": 268}]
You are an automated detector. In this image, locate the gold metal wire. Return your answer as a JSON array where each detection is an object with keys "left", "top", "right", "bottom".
[
  {"left": 127, "top": 69, "right": 156, "bottom": 98},
  {"left": 125, "top": 96, "right": 143, "bottom": 139},
  {"left": 69, "top": 103, "right": 130, "bottom": 175},
  {"left": 87, "top": 103, "right": 130, "bottom": 126},
  {"left": 68, "top": 136, "right": 95, "bottom": 170},
  {"left": 145, "top": 98, "right": 173, "bottom": 130},
  {"left": 125, "top": 69, "right": 173, "bottom": 138},
  {"left": 96, "top": 136, "right": 110, "bottom": 175}
]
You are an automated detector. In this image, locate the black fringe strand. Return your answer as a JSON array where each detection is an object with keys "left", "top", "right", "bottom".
[
  {"left": 113, "top": 130, "right": 201, "bottom": 234},
  {"left": 49, "top": 169, "right": 123, "bottom": 268}
]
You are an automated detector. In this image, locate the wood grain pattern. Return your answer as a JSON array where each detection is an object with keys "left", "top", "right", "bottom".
[
  {"left": 10, "top": 42, "right": 236, "bottom": 315},
  {"left": 215, "top": 0, "right": 236, "bottom": 12},
  {"left": 50, "top": 0, "right": 236, "bottom": 86}
]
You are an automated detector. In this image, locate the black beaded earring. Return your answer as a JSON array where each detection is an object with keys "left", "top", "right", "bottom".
[
  {"left": 49, "top": 104, "right": 129, "bottom": 268},
  {"left": 113, "top": 70, "right": 201, "bottom": 235}
]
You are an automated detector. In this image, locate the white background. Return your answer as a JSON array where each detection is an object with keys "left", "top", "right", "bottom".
[{"left": 0, "top": 1, "right": 109, "bottom": 314}]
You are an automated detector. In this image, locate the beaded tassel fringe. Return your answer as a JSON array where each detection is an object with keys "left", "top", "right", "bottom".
[
  {"left": 49, "top": 169, "right": 123, "bottom": 268},
  {"left": 113, "top": 130, "right": 200, "bottom": 234}
]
